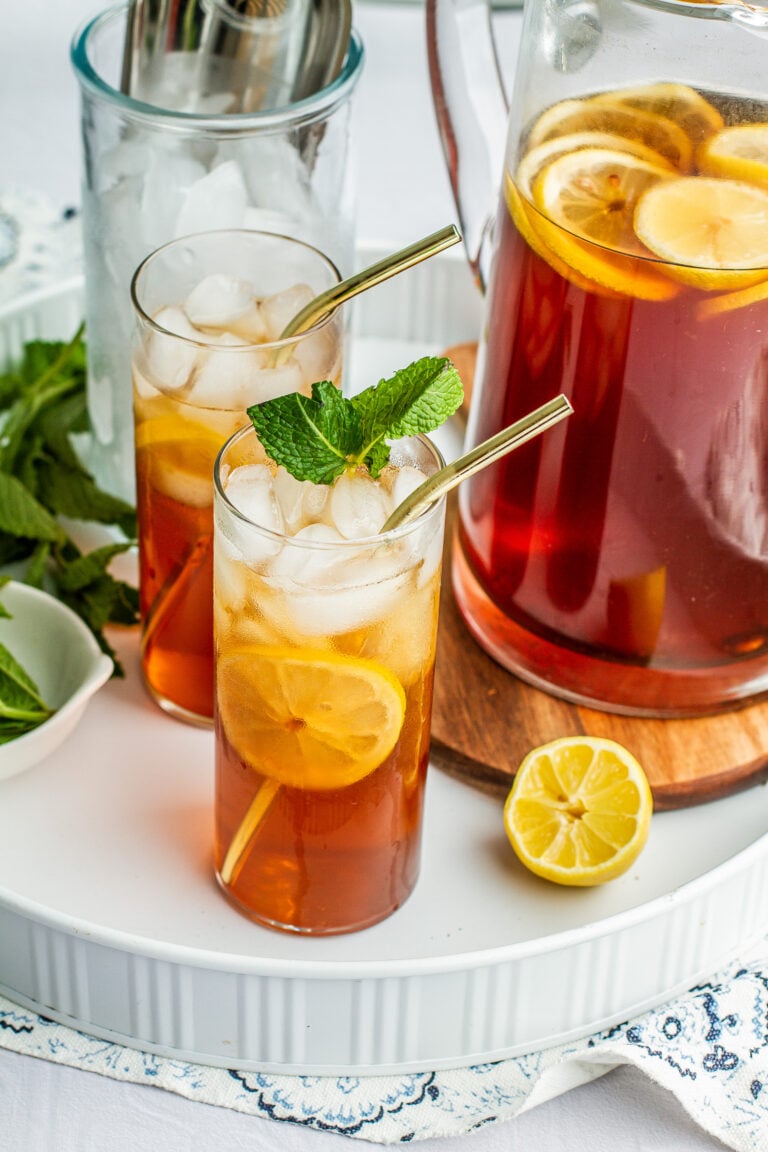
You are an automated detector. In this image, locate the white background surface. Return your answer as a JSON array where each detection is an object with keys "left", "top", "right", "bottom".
[{"left": 0, "top": 0, "right": 731, "bottom": 1147}]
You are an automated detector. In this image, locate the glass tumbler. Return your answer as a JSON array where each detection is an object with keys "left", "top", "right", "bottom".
[
  {"left": 213, "top": 426, "right": 447, "bottom": 934},
  {"left": 131, "top": 228, "right": 342, "bottom": 726}
]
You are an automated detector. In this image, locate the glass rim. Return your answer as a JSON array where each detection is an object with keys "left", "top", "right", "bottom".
[
  {"left": 214, "top": 424, "right": 448, "bottom": 548},
  {"left": 71, "top": 2, "right": 365, "bottom": 130},
  {"left": 130, "top": 227, "right": 342, "bottom": 349}
]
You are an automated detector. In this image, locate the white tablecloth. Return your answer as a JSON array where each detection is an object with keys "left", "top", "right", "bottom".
[{"left": 0, "top": 2, "right": 754, "bottom": 1148}]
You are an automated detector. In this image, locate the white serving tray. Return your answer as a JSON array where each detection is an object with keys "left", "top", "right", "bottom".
[{"left": 0, "top": 270, "right": 767, "bottom": 1077}]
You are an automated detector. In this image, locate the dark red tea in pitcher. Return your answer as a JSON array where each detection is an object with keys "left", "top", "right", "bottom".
[{"left": 454, "top": 83, "right": 768, "bottom": 715}]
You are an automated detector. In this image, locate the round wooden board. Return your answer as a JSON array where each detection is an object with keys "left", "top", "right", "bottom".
[{"left": 431, "top": 499, "right": 768, "bottom": 811}]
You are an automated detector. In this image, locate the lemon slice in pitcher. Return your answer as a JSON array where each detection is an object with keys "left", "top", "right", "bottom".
[
  {"left": 504, "top": 736, "right": 653, "bottom": 886},
  {"left": 635, "top": 176, "right": 768, "bottom": 290},
  {"left": 527, "top": 98, "right": 693, "bottom": 171},
  {"left": 593, "top": 82, "right": 723, "bottom": 146},
  {"left": 698, "top": 124, "right": 768, "bottom": 188},
  {"left": 217, "top": 645, "right": 406, "bottom": 791}
]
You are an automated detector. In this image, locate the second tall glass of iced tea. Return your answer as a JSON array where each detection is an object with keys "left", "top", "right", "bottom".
[{"left": 131, "top": 230, "right": 342, "bottom": 724}]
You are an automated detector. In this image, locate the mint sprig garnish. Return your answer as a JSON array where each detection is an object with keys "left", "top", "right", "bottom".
[{"left": 247, "top": 356, "right": 463, "bottom": 483}]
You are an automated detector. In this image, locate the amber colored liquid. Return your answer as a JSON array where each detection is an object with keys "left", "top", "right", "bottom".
[
  {"left": 457, "top": 145, "right": 768, "bottom": 714},
  {"left": 214, "top": 675, "right": 433, "bottom": 934},
  {"left": 136, "top": 457, "right": 216, "bottom": 722}
]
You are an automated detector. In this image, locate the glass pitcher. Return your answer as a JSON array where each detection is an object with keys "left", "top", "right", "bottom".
[{"left": 427, "top": 0, "right": 768, "bottom": 717}]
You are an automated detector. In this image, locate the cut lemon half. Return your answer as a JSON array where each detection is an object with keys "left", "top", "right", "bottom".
[
  {"left": 504, "top": 736, "right": 653, "bottom": 887},
  {"left": 593, "top": 82, "right": 723, "bottom": 146},
  {"left": 527, "top": 98, "right": 693, "bottom": 172},
  {"left": 634, "top": 176, "right": 768, "bottom": 290},
  {"left": 533, "top": 146, "right": 674, "bottom": 254},
  {"left": 698, "top": 123, "right": 768, "bottom": 188},
  {"left": 217, "top": 645, "right": 406, "bottom": 791}
]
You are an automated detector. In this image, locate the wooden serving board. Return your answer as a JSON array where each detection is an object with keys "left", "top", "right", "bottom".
[{"left": 430, "top": 500, "right": 768, "bottom": 811}]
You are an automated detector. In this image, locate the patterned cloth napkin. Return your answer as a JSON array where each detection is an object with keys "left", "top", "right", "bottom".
[{"left": 1, "top": 943, "right": 767, "bottom": 1149}]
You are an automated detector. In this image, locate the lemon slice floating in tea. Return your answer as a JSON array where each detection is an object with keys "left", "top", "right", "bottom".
[
  {"left": 634, "top": 176, "right": 768, "bottom": 290},
  {"left": 504, "top": 736, "right": 653, "bottom": 887},
  {"left": 527, "top": 148, "right": 679, "bottom": 299},
  {"left": 698, "top": 123, "right": 768, "bottom": 188},
  {"left": 527, "top": 97, "right": 694, "bottom": 171},
  {"left": 217, "top": 645, "right": 406, "bottom": 791},
  {"left": 592, "top": 82, "right": 723, "bottom": 146}
]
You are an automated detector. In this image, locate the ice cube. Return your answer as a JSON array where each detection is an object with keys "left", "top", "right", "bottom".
[
  {"left": 272, "top": 466, "right": 329, "bottom": 534},
  {"left": 227, "top": 301, "right": 269, "bottom": 343},
  {"left": 247, "top": 359, "right": 306, "bottom": 404},
  {"left": 184, "top": 274, "right": 255, "bottom": 330},
  {"left": 143, "top": 309, "right": 201, "bottom": 391},
  {"left": 174, "top": 161, "right": 248, "bottom": 239},
  {"left": 141, "top": 151, "right": 208, "bottom": 251},
  {"left": 391, "top": 465, "right": 427, "bottom": 509},
  {"left": 357, "top": 575, "right": 438, "bottom": 687},
  {"left": 267, "top": 522, "right": 345, "bottom": 584},
  {"left": 260, "top": 284, "right": 314, "bottom": 342},
  {"left": 329, "top": 472, "right": 393, "bottom": 540},
  {"left": 186, "top": 344, "right": 267, "bottom": 409},
  {"left": 223, "top": 464, "right": 284, "bottom": 561},
  {"left": 292, "top": 326, "right": 340, "bottom": 387},
  {"left": 276, "top": 553, "right": 410, "bottom": 637}
]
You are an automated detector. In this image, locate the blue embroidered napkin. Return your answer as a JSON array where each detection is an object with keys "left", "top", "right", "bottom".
[{"left": 1, "top": 945, "right": 766, "bottom": 1149}]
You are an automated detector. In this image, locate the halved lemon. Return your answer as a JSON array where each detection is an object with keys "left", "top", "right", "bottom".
[
  {"left": 217, "top": 645, "right": 406, "bottom": 791},
  {"left": 504, "top": 736, "right": 653, "bottom": 887},
  {"left": 527, "top": 98, "right": 693, "bottom": 172},
  {"left": 634, "top": 176, "right": 768, "bottom": 290},
  {"left": 593, "top": 82, "right": 723, "bottom": 146},
  {"left": 698, "top": 123, "right": 768, "bottom": 188}
]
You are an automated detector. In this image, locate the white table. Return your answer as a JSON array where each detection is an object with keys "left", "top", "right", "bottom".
[{"left": 0, "top": 2, "right": 732, "bottom": 1148}]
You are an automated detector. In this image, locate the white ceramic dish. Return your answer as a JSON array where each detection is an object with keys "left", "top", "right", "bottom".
[
  {"left": 0, "top": 581, "right": 113, "bottom": 780},
  {"left": 0, "top": 271, "right": 766, "bottom": 1077}
]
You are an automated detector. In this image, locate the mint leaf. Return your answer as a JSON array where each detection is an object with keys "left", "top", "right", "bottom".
[
  {"left": 0, "top": 641, "right": 52, "bottom": 724},
  {"left": 248, "top": 380, "right": 362, "bottom": 484},
  {"left": 0, "top": 328, "right": 140, "bottom": 674},
  {"left": 351, "top": 357, "right": 463, "bottom": 477},
  {"left": 247, "top": 356, "right": 463, "bottom": 483}
]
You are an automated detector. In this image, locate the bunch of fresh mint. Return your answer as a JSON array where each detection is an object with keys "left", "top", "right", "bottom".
[
  {"left": 0, "top": 327, "right": 138, "bottom": 675},
  {"left": 0, "top": 581, "right": 54, "bottom": 743},
  {"left": 248, "top": 356, "right": 463, "bottom": 483}
]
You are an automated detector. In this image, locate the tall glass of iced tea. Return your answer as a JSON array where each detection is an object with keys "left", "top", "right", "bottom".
[
  {"left": 212, "top": 426, "right": 446, "bottom": 934},
  {"left": 428, "top": 0, "right": 768, "bottom": 715},
  {"left": 131, "top": 230, "right": 342, "bottom": 725}
]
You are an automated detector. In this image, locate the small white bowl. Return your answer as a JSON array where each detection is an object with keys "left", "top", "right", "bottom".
[{"left": 0, "top": 581, "right": 113, "bottom": 780}]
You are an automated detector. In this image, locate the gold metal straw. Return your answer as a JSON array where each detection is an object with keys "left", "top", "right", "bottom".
[
  {"left": 279, "top": 224, "right": 462, "bottom": 339},
  {"left": 381, "top": 393, "right": 574, "bottom": 532}
]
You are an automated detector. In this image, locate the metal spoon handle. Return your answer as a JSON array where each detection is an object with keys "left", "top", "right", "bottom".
[
  {"left": 279, "top": 224, "right": 462, "bottom": 339},
  {"left": 382, "top": 394, "right": 573, "bottom": 532}
]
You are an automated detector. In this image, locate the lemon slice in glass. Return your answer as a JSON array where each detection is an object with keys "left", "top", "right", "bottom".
[
  {"left": 634, "top": 176, "right": 768, "bottom": 290},
  {"left": 135, "top": 415, "right": 223, "bottom": 505},
  {"left": 504, "top": 736, "right": 653, "bottom": 886},
  {"left": 217, "top": 645, "right": 406, "bottom": 791}
]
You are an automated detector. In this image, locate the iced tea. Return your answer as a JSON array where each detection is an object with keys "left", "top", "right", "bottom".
[
  {"left": 213, "top": 427, "right": 446, "bottom": 934},
  {"left": 131, "top": 231, "right": 342, "bottom": 724},
  {"left": 456, "top": 84, "right": 768, "bottom": 714}
]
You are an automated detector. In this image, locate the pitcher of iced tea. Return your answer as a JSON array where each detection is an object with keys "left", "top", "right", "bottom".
[{"left": 427, "top": 0, "right": 768, "bottom": 716}]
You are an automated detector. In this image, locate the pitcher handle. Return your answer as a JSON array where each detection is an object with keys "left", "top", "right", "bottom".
[{"left": 425, "top": 0, "right": 509, "bottom": 291}]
